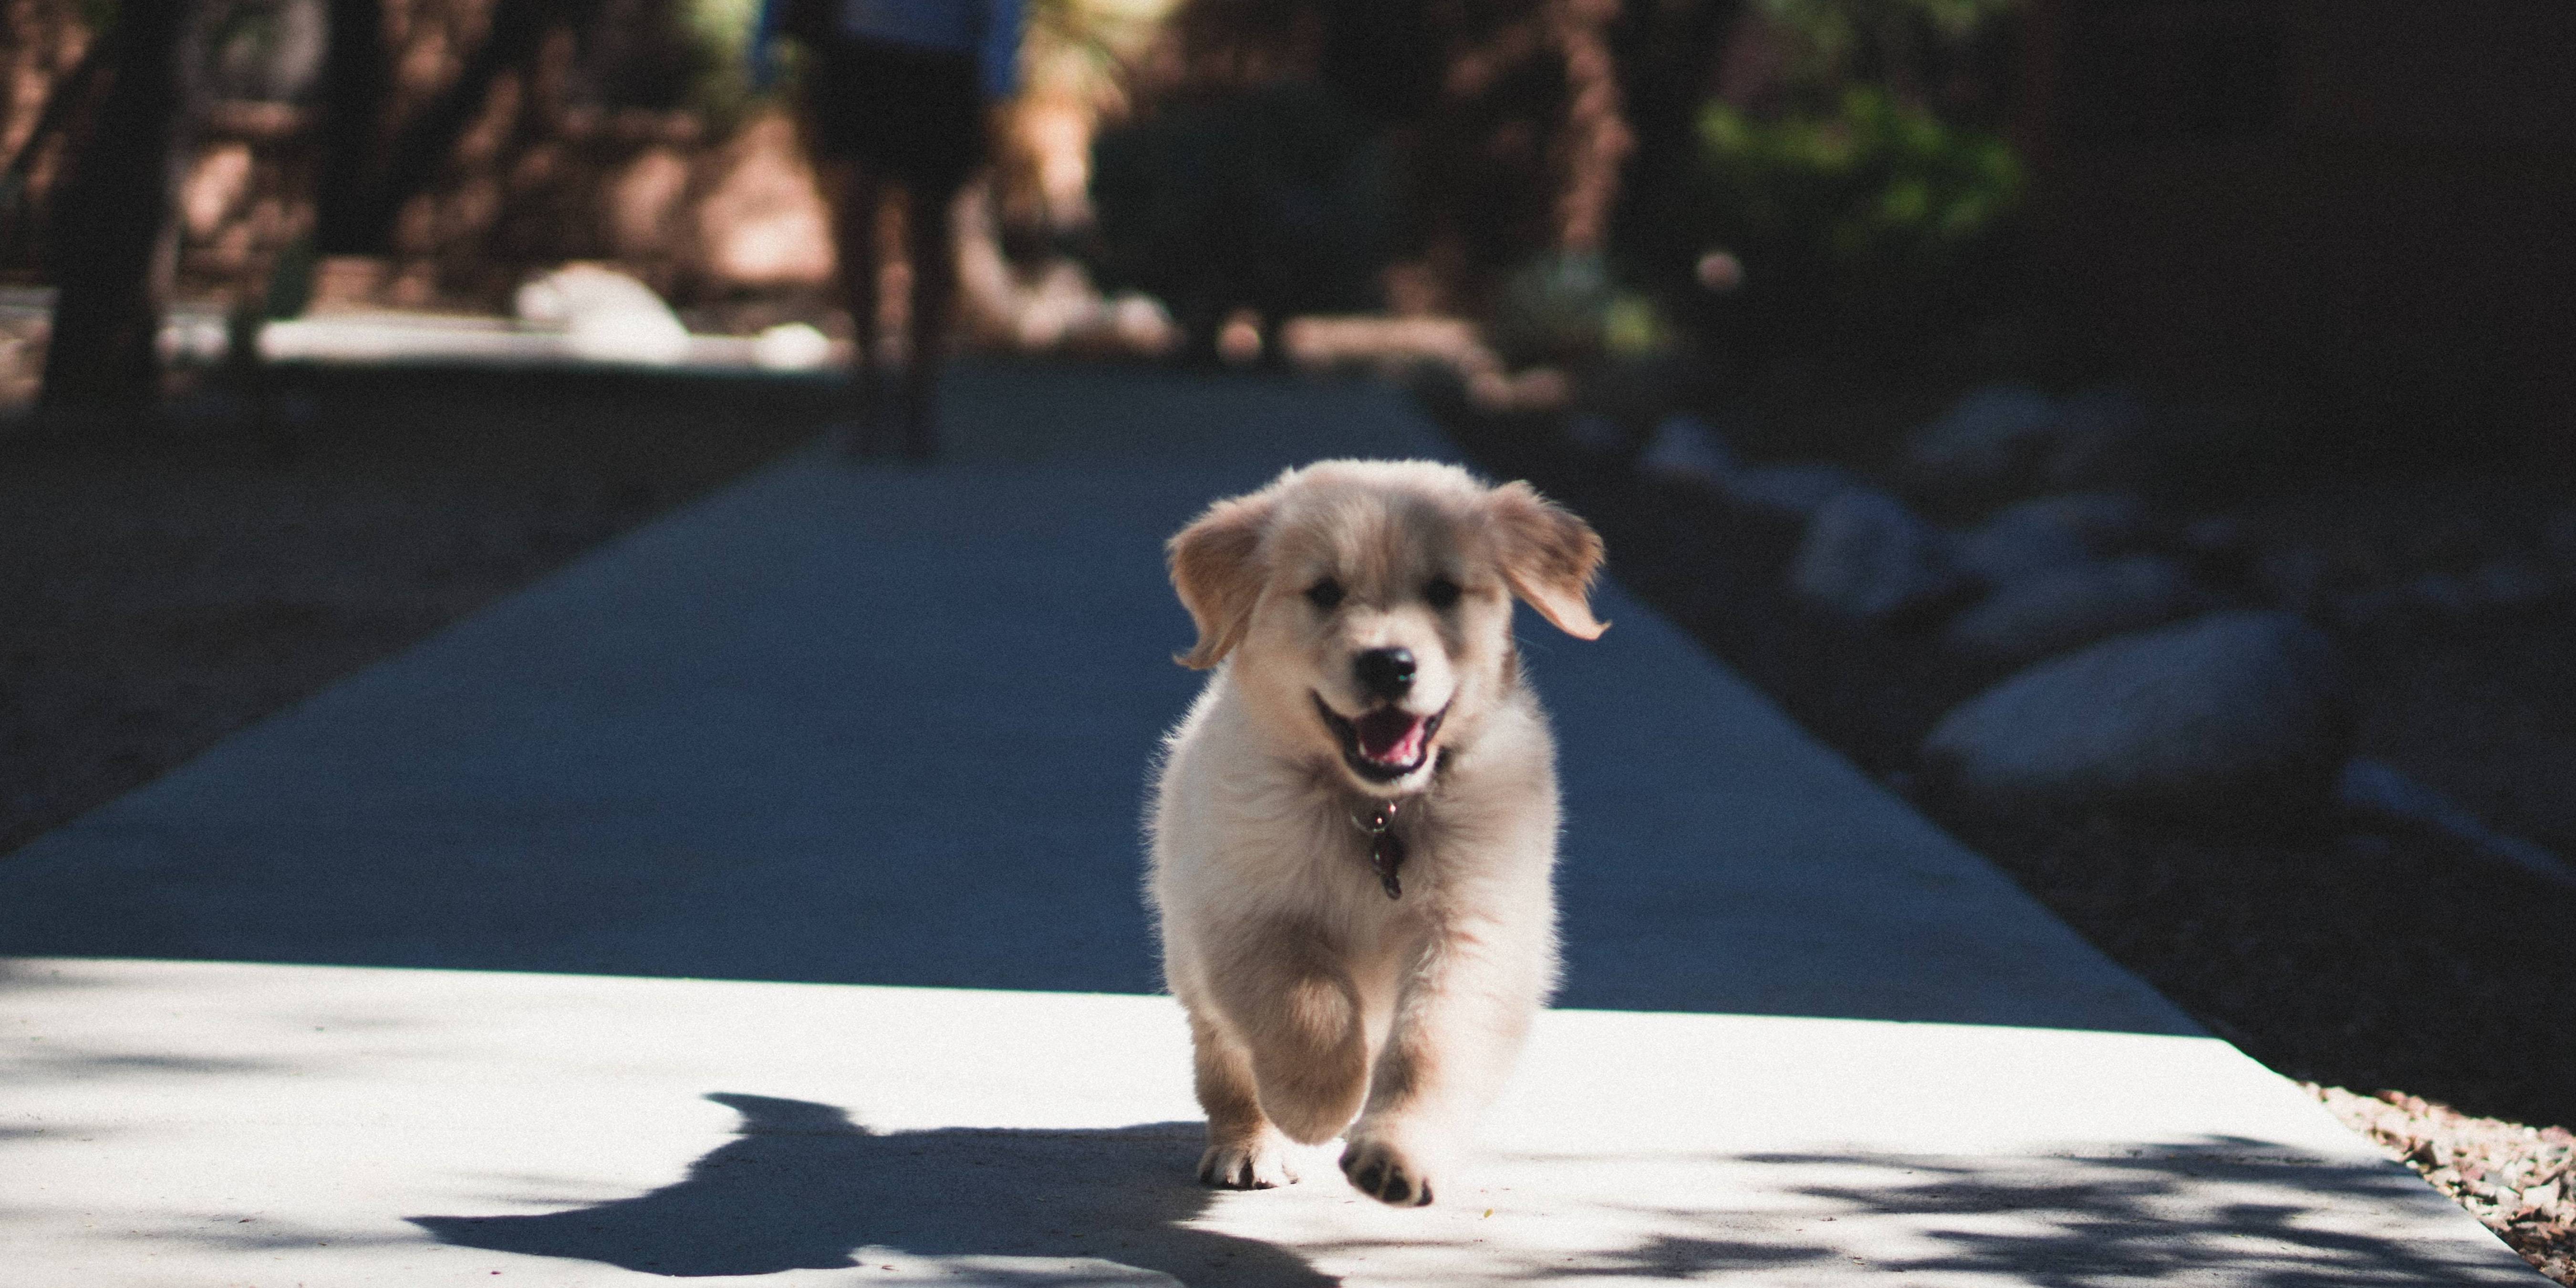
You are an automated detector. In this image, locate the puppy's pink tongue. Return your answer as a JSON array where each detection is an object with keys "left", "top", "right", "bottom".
[{"left": 1354, "top": 709, "right": 1426, "bottom": 765}]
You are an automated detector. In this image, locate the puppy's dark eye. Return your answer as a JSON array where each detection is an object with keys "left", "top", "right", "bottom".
[
  {"left": 1424, "top": 577, "right": 1461, "bottom": 610},
  {"left": 1306, "top": 579, "right": 1345, "bottom": 611}
]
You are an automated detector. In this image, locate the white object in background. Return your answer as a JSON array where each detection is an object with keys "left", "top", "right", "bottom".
[
  {"left": 753, "top": 322, "right": 834, "bottom": 370},
  {"left": 514, "top": 264, "right": 691, "bottom": 365}
]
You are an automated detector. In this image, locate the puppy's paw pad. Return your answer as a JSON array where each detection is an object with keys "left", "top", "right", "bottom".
[
  {"left": 1197, "top": 1140, "right": 1298, "bottom": 1190},
  {"left": 1339, "top": 1136, "right": 1436, "bottom": 1207}
]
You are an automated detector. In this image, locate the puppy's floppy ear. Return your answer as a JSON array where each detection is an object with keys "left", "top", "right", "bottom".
[
  {"left": 1168, "top": 490, "right": 1278, "bottom": 669},
  {"left": 1489, "top": 480, "right": 1607, "bottom": 639}
]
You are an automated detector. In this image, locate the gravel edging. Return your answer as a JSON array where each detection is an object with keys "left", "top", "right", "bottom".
[{"left": 2314, "top": 1084, "right": 2576, "bottom": 1283}]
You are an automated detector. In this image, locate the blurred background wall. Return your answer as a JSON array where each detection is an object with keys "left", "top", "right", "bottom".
[
  {"left": 1, "top": 0, "right": 2569, "bottom": 457},
  {"left": 1, "top": 0, "right": 842, "bottom": 311}
]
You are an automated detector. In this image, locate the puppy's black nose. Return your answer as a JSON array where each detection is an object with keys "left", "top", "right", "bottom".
[{"left": 1354, "top": 647, "right": 1416, "bottom": 700}]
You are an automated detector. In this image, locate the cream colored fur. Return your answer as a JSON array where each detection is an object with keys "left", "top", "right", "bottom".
[{"left": 1148, "top": 459, "right": 1605, "bottom": 1207}]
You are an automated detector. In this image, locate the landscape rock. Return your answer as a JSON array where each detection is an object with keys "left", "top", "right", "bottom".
[
  {"left": 2407, "top": 572, "right": 2480, "bottom": 616},
  {"left": 2337, "top": 758, "right": 2576, "bottom": 890},
  {"left": 2330, "top": 584, "right": 2411, "bottom": 629},
  {"left": 1905, "top": 383, "right": 2162, "bottom": 499},
  {"left": 1953, "top": 492, "right": 2152, "bottom": 586},
  {"left": 1563, "top": 413, "right": 1628, "bottom": 455},
  {"left": 2181, "top": 512, "right": 2250, "bottom": 558},
  {"left": 1788, "top": 488, "right": 1967, "bottom": 622},
  {"left": 1637, "top": 413, "right": 1735, "bottom": 483},
  {"left": 2542, "top": 505, "right": 2576, "bottom": 571},
  {"left": 1902, "top": 383, "right": 2058, "bottom": 495},
  {"left": 1723, "top": 461, "right": 1863, "bottom": 520},
  {"left": 514, "top": 264, "right": 691, "bottom": 364},
  {"left": 2376, "top": 557, "right": 2560, "bottom": 620},
  {"left": 1921, "top": 610, "right": 2353, "bottom": 831},
  {"left": 2471, "top": 555, "right": 2557, "bottom": 607},
  {"left": 1941, "top": 555, "right": 2205, "bottom": 664},
  {"left": 2033, "top": 385, "right": 2153, "bottom": 491},
  {"left": 2253, "top": 545, "right": 2329, "bottom": 612}
]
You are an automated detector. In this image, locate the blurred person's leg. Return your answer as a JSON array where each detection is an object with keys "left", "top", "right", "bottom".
[
  {"left": 803, "top": 35, "right": 981, "bottom": 464},
  {"left": 896, "top": 175, "right": 968, "bottom": 462},
  {"left": 821, "top": 157, "right": 888, "bottom": 457}
]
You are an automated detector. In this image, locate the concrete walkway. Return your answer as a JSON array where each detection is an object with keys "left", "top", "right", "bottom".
[{"left": 0, "top": 362, "right": 2541, "bottom": 1284}]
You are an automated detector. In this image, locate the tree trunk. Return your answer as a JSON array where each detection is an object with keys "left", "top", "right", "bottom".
[
  {"left": 318, "top": 0, "right": 606, "bottom": 258},
  {"left": 312, "top": 0, "right": 388, "bottom": 255},
  {"left": 1544, "top": 0, "right": 1633, "bottom": 253},
  {"left": 1604, "top": 0, "right": 1735, "bottom": 258},
  {"left": 40, "top": 1, "right": 206, "bottom": 410}
]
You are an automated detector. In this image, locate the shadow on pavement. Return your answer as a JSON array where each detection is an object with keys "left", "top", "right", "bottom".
[
  {"left": 413, "top": 1104, "right": 2530, "bottom": 1286},
  {"left": 411, "top": 1094, "right": 1333, "bottom": 1285}
]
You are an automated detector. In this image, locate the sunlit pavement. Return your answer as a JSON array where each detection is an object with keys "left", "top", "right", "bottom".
[{"left": 0, "top": 361, "right": 2542, "bottom": 1283}]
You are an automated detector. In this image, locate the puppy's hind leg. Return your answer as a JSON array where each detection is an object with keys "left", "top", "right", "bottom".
[{"left": 1190, "top": 1009, "right": 1299, "bottom": 1189}]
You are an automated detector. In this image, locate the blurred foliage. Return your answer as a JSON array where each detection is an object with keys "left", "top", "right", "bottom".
[
  {"left": 1488, "top": 252, "right": 1612, "bottom": 367},
  {"left": 1626, "top": 0, "right": 2028, "bottom": 361},
  {"left": 683, "top": 0, "right": 763, "bottom": 114},
  {"left": 686, "top": 0, "right": 762, "bottom": 63},
  {"left": 671, "top": 0, "right": 768, "bottom": 122},
  {"left": 1600, "top": 291, "right": 1671, "bottom": 361},
  {"left": 1487, "top": 251, "right": 1671, "bottom": 367},
  {"left": 262, "top": 233, "right": 316, "bottom": 318},
  {"left": 1751, "top": 0, "right": 2018, "bottom": 102},
  {"left": 1024, "top": 0, "right": 1179, "bottom": 111},
  {"left": 1695, "top": 85, "right": 2020, "bottom": 279},
  {"left": 206, "top": 0, "right": 324, "bottom": 102},
  {"left": 1087, "top": 81, "right": 1392, "bottom": 340}
]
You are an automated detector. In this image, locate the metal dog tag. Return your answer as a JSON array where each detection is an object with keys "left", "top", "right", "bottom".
[{"left": 1354, "top": 800, "right": 1405, "bottom": 899}]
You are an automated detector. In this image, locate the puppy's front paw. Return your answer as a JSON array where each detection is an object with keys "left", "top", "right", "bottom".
[
  {"left": 1198, "top": 1134, "right": 1299, "bottom": 1190},
  {"left": 1338, "top": 1125, "right": 1441, "bottom": 1207}
]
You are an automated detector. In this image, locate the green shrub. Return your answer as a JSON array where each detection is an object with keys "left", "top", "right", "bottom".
[
  {"left": 1619, "top": 0, "right": 2029, "bottom": 361},
  {"left": 1485, "top": 251, "right": 1671, "bottom": 368},
  {"left": 1695, "top": 84, "right": 2022, "bottom": 293}
]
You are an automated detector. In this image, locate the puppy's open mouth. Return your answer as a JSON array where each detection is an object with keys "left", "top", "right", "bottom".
[{"left": 1314, "top": 694, "right": 1448, "bottom": 783}]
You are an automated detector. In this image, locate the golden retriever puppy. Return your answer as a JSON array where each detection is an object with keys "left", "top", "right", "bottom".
[{"left": 1148, "top": 459, "right": 1605, "bottom": 1207}]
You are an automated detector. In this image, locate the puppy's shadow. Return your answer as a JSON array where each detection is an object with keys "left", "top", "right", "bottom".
[{"left": 412, "top": 1093, "right": 1331, "bottom": 1284}]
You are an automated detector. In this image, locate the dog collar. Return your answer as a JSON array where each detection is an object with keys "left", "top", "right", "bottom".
[
  {"left": 1343, "top": 748, "right": 1446, "bottom": 900},
  {"left": 1349, "top": 799, "right": 1408, "bottom": 899}
]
